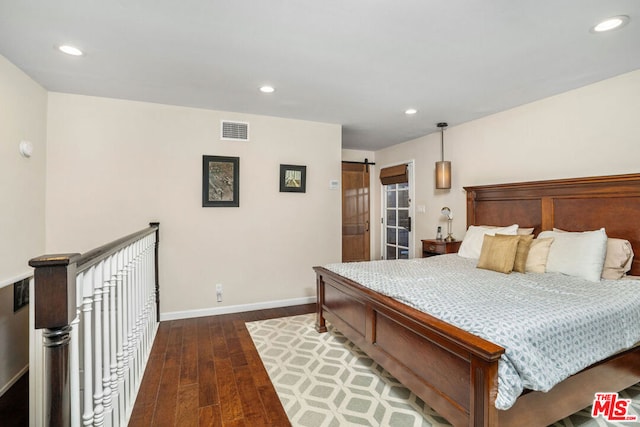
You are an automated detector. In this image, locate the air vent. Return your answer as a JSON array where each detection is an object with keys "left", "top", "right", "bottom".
[{"left": 221, "top": 120, "right": 250, "bottom": 141}]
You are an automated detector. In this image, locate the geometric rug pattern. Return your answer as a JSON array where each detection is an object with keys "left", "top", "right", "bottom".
[{"left": 246, "top": 314, "right": 640, "bottom": 427}]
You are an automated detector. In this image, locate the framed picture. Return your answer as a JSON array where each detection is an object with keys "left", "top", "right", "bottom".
[
  {"left": 279, "top": 164, "right": 307, "bottom": 193},
  {"left": 14, "top": 278, "right": 29, "bottom": 312},
  {"left": 202, "top": 155, "right": 240, "bottom": 207}
]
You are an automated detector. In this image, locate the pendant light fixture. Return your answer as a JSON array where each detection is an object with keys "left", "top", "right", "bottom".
[{"left": 435, "top": 122, "right": 451, "bottom": 189}]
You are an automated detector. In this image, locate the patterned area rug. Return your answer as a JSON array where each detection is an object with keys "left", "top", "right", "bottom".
[{"left": 246, "top": 314, "right": 640, "bottom": 427}]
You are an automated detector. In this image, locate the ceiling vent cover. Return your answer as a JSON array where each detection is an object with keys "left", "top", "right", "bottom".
[{"left": 221, "top": 120, "right": 249, "bottom": 141}]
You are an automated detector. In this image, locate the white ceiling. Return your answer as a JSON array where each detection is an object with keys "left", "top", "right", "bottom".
[{"left": 1, "top": 1, "right": 639, "bottom": 150}]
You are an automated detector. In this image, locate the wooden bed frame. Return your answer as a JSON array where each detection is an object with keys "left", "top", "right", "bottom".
[{"left": 314, "top": 173, "right": 640, "bottom": 427}]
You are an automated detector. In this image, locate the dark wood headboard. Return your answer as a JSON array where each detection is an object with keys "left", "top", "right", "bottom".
[{"left": 464, "top": 173, "right": 640, "bottom": 276}]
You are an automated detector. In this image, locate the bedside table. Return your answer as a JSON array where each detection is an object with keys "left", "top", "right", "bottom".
[{"left": 421, "top": 239, "right": 461, "bottom": 257}]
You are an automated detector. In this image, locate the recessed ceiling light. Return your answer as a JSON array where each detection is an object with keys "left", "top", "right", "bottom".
[
  {"left": 260, "top": 86, "right": 275, "bottom": 93},
  {"left": 592, "top": 15, "right": 630, "bottom": 33},
  {"left": 405, "top": 108, "right": 417, "bottom": 115},
  {"left": 58, "top": 45, "right": 83, "bottom": 56}
]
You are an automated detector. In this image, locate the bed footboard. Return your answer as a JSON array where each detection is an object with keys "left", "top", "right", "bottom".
[
  {"left": 314, "top": 266, "right": 504, "bottom": 427},
  {"left": 314, "top": 266, "right": 640, "bottom": 427}
]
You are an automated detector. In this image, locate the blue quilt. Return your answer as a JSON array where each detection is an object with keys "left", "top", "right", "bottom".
[{"left": 324, "top": 255, "right": 640, "bottom": 409}]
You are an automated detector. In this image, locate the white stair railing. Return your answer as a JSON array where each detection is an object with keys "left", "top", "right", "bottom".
[{"left": 29, "top": 223, "right": 160, "bottom": 427}]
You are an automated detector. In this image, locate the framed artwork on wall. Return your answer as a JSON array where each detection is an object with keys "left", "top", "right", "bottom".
[
  {"left": 279, "top": 164, "right": 307, "bottom": 193},
  {"left": 14, "top": 278, "right": 29, "bottom": 312},
  {"left": 202, "top": 155, "right": 240, "bottom": 207}
]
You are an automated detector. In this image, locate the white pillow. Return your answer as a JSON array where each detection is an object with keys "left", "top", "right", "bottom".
[
  {"left": 458, "top": 224, "right": 519, "bottom": 259},
  {"left": 538, "top": 228, "right": 607, "bottom": 282},
  {"left": 553, "top": 229, "right": 634, "bottom": 279}
]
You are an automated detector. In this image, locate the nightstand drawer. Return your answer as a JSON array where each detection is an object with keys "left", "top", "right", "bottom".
[
  {"left": 421, "top": 239, "right": 461, "bottom": 257},
  {"left": 425, "top": 242, "right": 445, "bottom": 253}
]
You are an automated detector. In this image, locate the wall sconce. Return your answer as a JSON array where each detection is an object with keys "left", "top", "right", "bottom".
[
  {"left": 435, "top": 122, "right": 451, "bottom": 189},
  {"left": 441, "top": 206, "right": 454, "bottom": 242}
]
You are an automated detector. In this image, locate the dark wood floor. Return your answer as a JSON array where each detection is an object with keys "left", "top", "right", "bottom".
[
  {"left": 0, "top": 371, "right": 28, "bottom": 427},
  {"left": 129, "top": 303, "right": 315, "bottom": 427},
  {"left": 0, "top": 304, "right": 313, "bottom": 426}
]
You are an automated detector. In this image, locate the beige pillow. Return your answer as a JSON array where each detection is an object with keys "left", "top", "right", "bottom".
[
  {"left": 525, "top": 237, "right": 554, "bottom": 273},
  {"left": 477, "top": 234, "right": 520, "bottom": 274},
  {"left": 602, "top": 238, "right": 634, "bottom": 279},
  {"left": 517, "top": 227, "right": 535, "bottom": 235},
  {"left": 496, "top": 233, "right": 534, "bottom": 273},
  {"left": 514, "top": 234, "right": 534, "bottom": 273}
]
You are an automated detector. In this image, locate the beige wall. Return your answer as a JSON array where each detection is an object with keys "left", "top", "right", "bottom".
[
  {"left": 374, "top": 69, "right": 640, "bottom": 258},
  {"left": 46, "top": 93, "right": 342, "bottom": 316},
  {"left": 0, "top": 55, "right": 47, "bottom": 393}
]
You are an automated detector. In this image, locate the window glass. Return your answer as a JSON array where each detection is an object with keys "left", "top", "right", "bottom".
[
  {"left": 398, "top": 210, "right": 409, "bottom": 229},
  {"left": 386, "top": 227, "right": 397, "bottom": 245},
  {"left": 398, "top": 189, "right": 409, "bottom": 208},
  {"left": 398, "top": 229, "right": 408, "bottom": 247},
  {"left": 386, "top": 187, "right": 396, "bottom": 208},
  {"left": 386, "top": 245, "right": 396, "bottom": 260},
  {"left": 386, "top": 210, "right": 396, "bottom": 226}
]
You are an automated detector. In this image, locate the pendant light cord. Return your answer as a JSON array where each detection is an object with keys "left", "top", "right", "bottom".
[{"left": 437, "top": 122, "right": 448, "bottom": 162}]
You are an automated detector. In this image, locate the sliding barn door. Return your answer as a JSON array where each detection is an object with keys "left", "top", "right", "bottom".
[{"left": 342, "top": 162, "right": 370, "bottom": 262}]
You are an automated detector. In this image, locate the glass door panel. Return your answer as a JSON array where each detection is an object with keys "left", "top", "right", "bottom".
[{"left": 383, "top": 182, "right": 411, "bottom": 260}]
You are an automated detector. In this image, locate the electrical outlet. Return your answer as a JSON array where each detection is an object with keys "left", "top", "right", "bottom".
[{"left": 216, "top": 284, "right": 223, "bottom": 302}]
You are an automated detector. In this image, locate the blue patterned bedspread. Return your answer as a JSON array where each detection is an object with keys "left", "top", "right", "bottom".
[{"left": 324, "top": 255, "right": 640, "bottom": 410}]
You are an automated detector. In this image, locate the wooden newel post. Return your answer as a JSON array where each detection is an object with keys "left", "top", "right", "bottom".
[{"left": 29, "top": 253, "right": 80, "bottom": 427}]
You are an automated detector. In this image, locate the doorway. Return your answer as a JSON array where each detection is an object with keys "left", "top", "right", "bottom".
[
  {"left": 342, "top": 162, "right": 370, "bottom": 262},
  {"left": 380, "top": 162, "right": 414, "bottom": 260}
]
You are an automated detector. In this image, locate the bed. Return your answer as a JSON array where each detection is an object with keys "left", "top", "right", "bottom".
[{"left": 313, "top": 173, "right": 640, "bottom": 427}]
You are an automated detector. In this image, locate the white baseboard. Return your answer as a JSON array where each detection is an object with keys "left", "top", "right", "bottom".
[
  {"left": 0, "top": 364, "right": 28, "bottom": 398},
  {"left": 159, "top": 296, "right": 316, "bottom": 321}
]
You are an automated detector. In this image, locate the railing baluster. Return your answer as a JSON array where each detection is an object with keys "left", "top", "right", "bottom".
[
  {"left": 124, "top": 244, "right": 134, "bottom": 413},
  {"left": 116, "top": 248, "right": 126, "bottom": 426},
  {"left": 109, "top": 251, "right": 120, "bottom": 426},
  {"left": 70, "top": 310, "right": 81, "bottom": 427},
  {"left": 82, "top": 266, "right": 95, "bottom": 427},
  {"left": 93, "top": 261, "right": 105, "bottom": 427},
  {"left": 30, "top": 224, "right": 159, "bottom": 427},
  {"left": 143, "top": 238, "right": 152, "bottom": 361},
  {"left": 71, "top": 271, "right": 83, "bottom": 427},
  {"left": 130, "top": 243, "right": 138, "bottom": 396},
  {"left": 135, "top": 240, "right": 143, "bottom": 387},
  {"left": 101, "top": 257, "right": 113, "bottom": 427}
]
